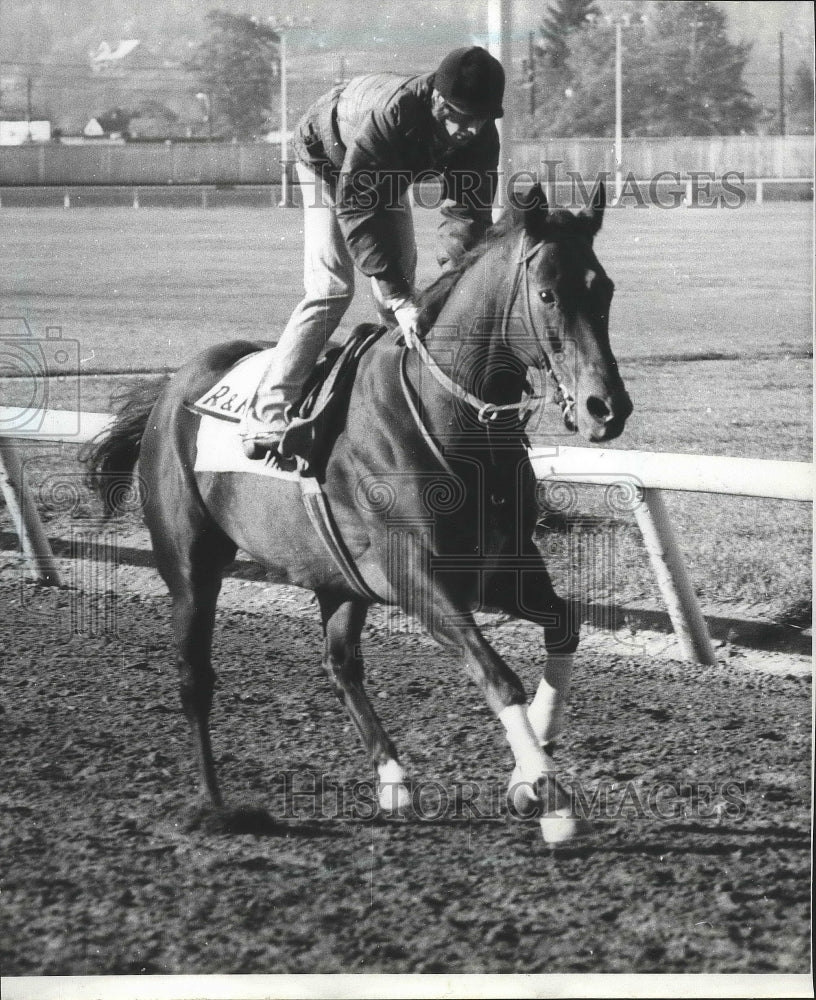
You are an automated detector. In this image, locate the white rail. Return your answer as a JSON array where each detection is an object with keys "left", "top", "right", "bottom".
[
  {"left": 1, "top": 407, "right": 813, "bottom": 663},
  {"left": 528, "top": 446, "right": 813, "bottom": 503}
]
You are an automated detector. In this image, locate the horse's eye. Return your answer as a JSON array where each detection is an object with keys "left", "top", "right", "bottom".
[{"left": 539, "top": 289, "right": 556, "bottom": 305}]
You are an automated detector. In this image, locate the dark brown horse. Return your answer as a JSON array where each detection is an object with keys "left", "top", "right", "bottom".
[{"left": 85, "top": 185, "right": 632, "bottom": 843}]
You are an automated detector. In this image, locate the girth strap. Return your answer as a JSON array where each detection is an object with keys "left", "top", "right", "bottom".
[{"left": 299, "top": 474, "right": 382, "bottom": 602}]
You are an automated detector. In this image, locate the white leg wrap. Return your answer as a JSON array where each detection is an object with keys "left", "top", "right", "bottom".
[
  {"left": 377, "top": 759, "right": 410, "bottom": 812},
  {"left": 527, "top": 653, "right": 574, "bottom": 744},
  {"left": 498, "top": 704, "right": 554, "bottom": 784}
]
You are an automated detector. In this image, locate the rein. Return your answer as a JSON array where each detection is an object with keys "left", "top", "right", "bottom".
[{"left": 408, "top": 232, "right": 576, "bottom": 429}]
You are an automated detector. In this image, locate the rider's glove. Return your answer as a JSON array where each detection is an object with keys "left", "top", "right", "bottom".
[{"left": 389, "top": 297, "right": 423, "bottom": 350}]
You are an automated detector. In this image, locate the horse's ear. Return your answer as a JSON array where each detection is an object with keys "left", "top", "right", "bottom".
[
  {"left": 521, "top": 182, "right": 549, "bottom": 239},
  {"left": 582, "top": 181, "right": 605, "bottom": 239}
]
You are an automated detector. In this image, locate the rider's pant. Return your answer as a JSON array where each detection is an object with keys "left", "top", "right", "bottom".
[{"left": 252, "top": 162, "right": 418, "bottom": 425}]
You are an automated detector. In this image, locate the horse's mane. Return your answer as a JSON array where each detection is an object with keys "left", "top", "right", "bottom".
[
  {"left": 417, "top": 206, "right": 586, "bottom": 330},
  {"left": 417, "top": 213, "right": 515, "bottom": 329}
]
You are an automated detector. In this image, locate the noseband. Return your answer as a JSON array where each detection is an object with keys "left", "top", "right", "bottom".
[{"left": 405, "top": 231, "right": 576, "bottom": 429}]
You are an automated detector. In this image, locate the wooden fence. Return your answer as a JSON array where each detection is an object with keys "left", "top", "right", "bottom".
[{"left": 0, "top": 136, "right": 812, "bottom": 187}]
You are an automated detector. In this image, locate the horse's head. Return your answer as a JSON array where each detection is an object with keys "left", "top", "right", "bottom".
[{"left": 513, "top": 183, "right": 632, "bottom": 442}]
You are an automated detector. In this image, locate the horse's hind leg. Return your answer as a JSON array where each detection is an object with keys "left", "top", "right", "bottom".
[
  {"left": 317, "top": 592, "right": 410, "bottom": 813},
  {"left": 151, "top": 511, "right": 237, "bottom": 809}
]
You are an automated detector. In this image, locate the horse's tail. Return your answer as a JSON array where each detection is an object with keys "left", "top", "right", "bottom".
[{"left": 81, "top": 377, "right": 169, "bottom": 517}]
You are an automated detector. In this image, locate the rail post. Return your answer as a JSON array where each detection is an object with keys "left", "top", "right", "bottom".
[
  {"left": 633, "top": 487, "right": 717, "bottom": 665},
  {"left": 0, "top": 438, "right": 61, "bottom": 586}
]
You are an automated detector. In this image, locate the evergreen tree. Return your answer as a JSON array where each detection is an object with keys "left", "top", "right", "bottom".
[
  {"left": 186, "top": 10, "right": 280, "bottom": 140},
  {"left": 532, "top": 0, "right": 600, "bottom": 129},
  {"left": 534, "top": 0, "right": 759, "bottom": 137},
  {"left": 637, "top": 1, "right": 758, "bottom": 135},
  {"left": 537, "top": 0, "right": 599, "bottom": 70}
]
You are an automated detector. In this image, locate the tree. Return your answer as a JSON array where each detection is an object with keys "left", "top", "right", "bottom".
[
  {"left": 636, "top": 1, "right": 758, "bottom": 136},
  {"left": 530, "top": 0, "right": 599, "bottom": 125},
  {"left": 537, "top": 0, "right": 599, "bottom": 71},
  {"left": 186, "top": 10, "right": 280, "bottom": 139},
  {"left": 533, "top": 0, "right": 760, "bottom": 137}
]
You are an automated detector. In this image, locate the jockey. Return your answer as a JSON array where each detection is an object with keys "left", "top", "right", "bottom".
[{"left": 241, "top": 45, "right": 505, "bottom": 459}]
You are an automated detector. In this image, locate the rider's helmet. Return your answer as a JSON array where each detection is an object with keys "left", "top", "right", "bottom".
[{"left": 433, "top": 46, "right": 505, "bottom": 119}]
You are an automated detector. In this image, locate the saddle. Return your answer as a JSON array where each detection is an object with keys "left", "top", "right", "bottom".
[
  {"left": 278, "top": 322, "right": 388, "bottom": 476},
  {"left": 190, "top": 324, "right": 389, "bottom": 602}
]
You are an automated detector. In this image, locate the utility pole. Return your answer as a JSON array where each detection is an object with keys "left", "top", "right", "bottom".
[
  {"left": 778, "top": 31, "right": 786, "bottom": 136},
  {"left": 614, "top": 21, "right": 622, "bottom": 203},
  {"left": 196, "top": 92, "right": 212, "bottom": 138},
  {"left": 279, "top": 31, "right": 289, "bottom": 206},
  {"left": 528, "top": 30, "right": 536, "bottom": 118},
  {"left": 25, "top": 75, "right": 33, "bottom": 141},
  {"left": 0, "top": 0, "right": 4, "bottom": 116},
  {"left": 488, "top": 0, "right": 513, "bottom": 215}
]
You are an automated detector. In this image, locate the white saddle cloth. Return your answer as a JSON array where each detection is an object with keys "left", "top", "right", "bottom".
[{"left": 190, "top": 351, "right": 299, "bottom": 481}]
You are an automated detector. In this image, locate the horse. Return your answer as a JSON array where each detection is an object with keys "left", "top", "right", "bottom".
[{"left": 84, "top": 183, "right": 632, "bottom": 844}]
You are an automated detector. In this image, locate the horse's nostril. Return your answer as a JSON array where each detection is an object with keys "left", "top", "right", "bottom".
[{"left": 586, "top": 396, "right": 611, "bottom": 422}]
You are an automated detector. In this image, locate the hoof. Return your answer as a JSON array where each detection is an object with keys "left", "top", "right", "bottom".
[
  {"left": 507, "top": 766, "right": 540, "bottom": 819},
  {"left": 378, "top": 781, "right": 411, "bottom": 813},
  {"left": 377, "top": 760, "right": 411, "bottom": 813},
  {"left": 181, "top": 801, "right": 280, "bottom": 835},
  {"left": 539, "top": 809, "right": 592, "bottom": 845}
]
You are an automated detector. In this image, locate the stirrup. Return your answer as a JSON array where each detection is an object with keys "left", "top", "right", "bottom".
[
  {"left": 242, "top": 434, "right": 282, "bottom": 461},
  {"left": 246, "top": 441, "right": 298, "bottom": 473},
  {"left": 240, "top": 408, "right": 291, "bottom": 461},
  {"left": 242, "top": 436, "right": 298, "bottom": 473}
]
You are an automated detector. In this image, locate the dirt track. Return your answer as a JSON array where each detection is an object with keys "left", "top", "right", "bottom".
[{"left": 0, "top": 551, "right": 811, "bottom": 977}]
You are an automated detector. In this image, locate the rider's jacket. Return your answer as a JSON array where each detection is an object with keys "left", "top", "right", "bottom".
[{"left": 291, "top": 72, "right": 500, "bottom": 302}]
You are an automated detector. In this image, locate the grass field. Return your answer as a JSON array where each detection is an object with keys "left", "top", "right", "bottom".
[{"left": 1, "top": 202, "right": 812, "bottom": 622}]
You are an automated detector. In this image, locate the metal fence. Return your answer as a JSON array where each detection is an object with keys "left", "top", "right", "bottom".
[{"left": 0, "top": 135, "right": 812, "bottom": 187}]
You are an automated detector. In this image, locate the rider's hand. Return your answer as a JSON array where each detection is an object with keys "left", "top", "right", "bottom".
[{"left": 390, "top": 297, "right": 423, "bottom": 349}]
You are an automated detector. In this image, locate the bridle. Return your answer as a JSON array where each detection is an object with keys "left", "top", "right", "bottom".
[{"left": 404, "top": 231, "right": 577, "bottom": 430}]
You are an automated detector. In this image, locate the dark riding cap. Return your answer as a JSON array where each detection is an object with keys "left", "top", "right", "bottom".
[{"left": 433, "top": 46, "right": 505, "bottom": 119}]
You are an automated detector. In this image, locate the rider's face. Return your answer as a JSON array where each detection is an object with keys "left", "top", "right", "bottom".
[{"left": 434, "top": 99, "right": 488, "bottom": 147}]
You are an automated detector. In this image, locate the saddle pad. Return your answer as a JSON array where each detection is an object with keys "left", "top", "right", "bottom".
[
  {"left": 193, "top": 411, "right": 300, "bottom": 481},
  {"left": 190, "top": 351, "right": 267, "bottom": 424}
]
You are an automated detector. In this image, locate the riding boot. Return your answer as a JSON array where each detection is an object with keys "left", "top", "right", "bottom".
[{"left": 240, "top": 352, "right": 297, "bottom": 461}]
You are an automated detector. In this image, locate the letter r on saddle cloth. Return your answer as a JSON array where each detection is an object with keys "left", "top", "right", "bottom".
[{"left": 240, "top": 48, "right": 505, "bottom": 462}]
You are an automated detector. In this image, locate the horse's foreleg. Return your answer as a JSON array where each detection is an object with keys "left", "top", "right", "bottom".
[
  {"left": 317, "top": 592, "right": 410, "bottom": 813},
  {"left": 406, "top": 572, "right": 585, "bottom": 844},
  {"left": 483, "top": 544, "right": 582, "bottom": 824},
  {"left": 484, "top": 542, "right": 579, "bottom": 748}
]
